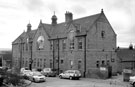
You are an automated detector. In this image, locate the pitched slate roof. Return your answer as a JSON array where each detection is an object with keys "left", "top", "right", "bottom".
[
  {"left": 117, "top": 48, "right": 135, "bottom": 62},
  {"left": 12, "top": 31, "right": 26, "bottom": 44},
  {"left": 12, "top": 30, "right": 37, "bottom": 44},
  {"left": 13, "top": 11, "right": 103, "bottom": 43},
  {"left": 42, "top": 12, "right": 101, "bottom": 39}
]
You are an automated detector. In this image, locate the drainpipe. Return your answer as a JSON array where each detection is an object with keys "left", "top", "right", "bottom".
[
  {"left": 84, "top": 34, "right": 87, "bottom": 77},
  {"left": 57, "top": 36, "right": 60, "bottom": 75}
]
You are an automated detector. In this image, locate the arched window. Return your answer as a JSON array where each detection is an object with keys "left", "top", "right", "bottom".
[{"left": 37, "top": 36, "right": 44, "bottom": 50}]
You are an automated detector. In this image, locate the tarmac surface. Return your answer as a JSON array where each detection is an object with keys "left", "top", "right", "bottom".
[{"left": 28, "top": 75, "right": 131, "bottom": 87}]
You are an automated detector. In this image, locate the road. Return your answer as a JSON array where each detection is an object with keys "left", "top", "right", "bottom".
[{"left": 29, "top": 75, "right": 130, "bottom": 87}]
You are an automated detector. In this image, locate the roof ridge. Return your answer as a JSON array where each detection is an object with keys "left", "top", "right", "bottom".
[
  {"left": 48, "top": 13, "right": 101, "bottom": 25},
  {"left": 73, "top": 13, "right": 101, "bottom": 21}
]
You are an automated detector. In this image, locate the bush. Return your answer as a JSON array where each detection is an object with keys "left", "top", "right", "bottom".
[
  {"left": 0, "top": 68, "right": 26, "bottom": 86},
  {"left": 0, "top": 77, "right": 4, "bottom": 86},
  {"left": 22, "top": 75, "right": 29, "bottom": 80}
]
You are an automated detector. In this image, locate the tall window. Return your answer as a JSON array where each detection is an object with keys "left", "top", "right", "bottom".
[
  {"left": 37, "top": 59, "right": 39, "bottom": 67},
  {"left": 44, "top": 59, "right": 46, "bottom": 68},
  {"left": 78, "top": 60, "right": 81, "bottom": 69},
  {"left": 62, "top": 39, "right": 66, "bottom": 50},
  {"left": 22, "top": 43, "right": 24, "bottom": 52},
  {"left": 50, "top": 40, "right": 53, "bottom": 50},
  {"left": 40, "top": 59, "right": 42, "bottom": 67},
  {"left": 61, "top": 59, "right": 64, "bottom": 64},
  {"left": 107, "top": 60, "right": 110, "bottom": 65},
  {"left": 33, "top": 58, "right": 36, "bottom": 67},
  {"left": 70, "top": 60, "right": 73, "bottom": 68},
  {"left": 55, "top": 40, "right": 58, "bottom": 50},
  {"left": 26, "top": 43, "right": 28, "bottom": 51},
  {"left": 50, "top": 59, "right": 52, "bottom": 68},
  {"left": 37, "top": 36, "right": 44, "bottom": 50},
  {"left": 26, "top": 38, "right": 29, "bottom": 51},
  {"left": 78, "top": 37, "right": 83, "bottom": 49},
  {"left": 101, "top": 60, "right": 105, "bottom": 66},
  {"left": 26, "top": 60, "right": 28, "bottom": 67},
  {"left": 101, "top": 30, "right": 105, "bottom": 38},
  {"left": 70, "top": 40, "right": 74, "bottom": 50},
  {"left": 96, "top": 61, "right": 100, "bottom": 68}
]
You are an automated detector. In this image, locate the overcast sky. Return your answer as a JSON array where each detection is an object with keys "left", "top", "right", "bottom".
[{"left": 0, "top": 0, "right": 134, "bottom": 49}]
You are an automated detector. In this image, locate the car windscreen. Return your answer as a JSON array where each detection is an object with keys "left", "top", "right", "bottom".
[
  {"left": 44, "top": 68, "right": 51, "bottom": 71},
  {"left": 33, "top": 72, "right": 42, "bottom": 76},
  {"left": 75, "top": 71, "right": 80, "bottom": 74}
]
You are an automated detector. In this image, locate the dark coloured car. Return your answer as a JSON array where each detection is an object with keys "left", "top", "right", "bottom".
[{"left": 41, "top": 68, "right": 56, "bottom": 77}]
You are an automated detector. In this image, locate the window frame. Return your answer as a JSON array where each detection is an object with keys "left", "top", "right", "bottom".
[
  {"left": 101, "top": 30, "right": 105, "bottom": 38},
  {"left": 69, "top": 39, "right": 74, "bottom": 50},
  {"left": 62, "top": 39, "right": 66, "bottom": 50},
  {"left": 78, "top": 37, "right": 83, "bottom": 50}
]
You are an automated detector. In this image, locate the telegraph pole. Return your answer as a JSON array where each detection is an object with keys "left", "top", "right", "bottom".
[{"left": 19, "top": 37, "right": 23, "bottom": 71}]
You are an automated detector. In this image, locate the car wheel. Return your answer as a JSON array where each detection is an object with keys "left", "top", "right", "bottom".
[
  {"left": 59, "top": 75, "right": 62, "bottom": 79},
  {"left": 133, "top": 82, "right": 135, "bottom": 87},
  {"left": 33, "top": 78, "right": 35, "bottom": 82},
  {"left": 69, "top": 76, "right": 72, "bottom": 80},
  {"left": 32, "top": 78, "right": 35, "bottom": 82},
  {"left": 77, "top": 77, "right": 80, "bottom": 80}
]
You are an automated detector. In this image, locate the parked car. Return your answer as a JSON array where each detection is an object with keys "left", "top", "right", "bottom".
[
  {"left": 41, "top": 68, "right": 56, "bottom": 77},
  {"left": 29, "top": 71, "right": 46, "bottom": 82},
  {"left": 59, "top": 70, "right": 81, "bottom": 80},
  {"left": 20, "top": 70, "right": 32, "bottom": 80},
  {"left": 129, "top": 75, "right": 135, "bottom": 87},
  {"left": 20, "top": 67, "right": 29, "bottom": 73},
  {"left": 37, "top": 68, "right": 42, "bottom": 72}
]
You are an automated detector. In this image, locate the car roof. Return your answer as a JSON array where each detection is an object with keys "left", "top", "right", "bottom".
[{"left": 66, "top": 70, "right": 80, "bottom": 72}]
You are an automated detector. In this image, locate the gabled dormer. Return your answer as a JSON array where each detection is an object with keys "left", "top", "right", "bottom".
[{"left": 67, "top": 23, "right": 77, "bottom": 40}]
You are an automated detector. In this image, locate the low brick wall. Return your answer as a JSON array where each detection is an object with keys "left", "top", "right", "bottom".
[{"left": 86, "top": 68, "right": 108, "bottom": 79}]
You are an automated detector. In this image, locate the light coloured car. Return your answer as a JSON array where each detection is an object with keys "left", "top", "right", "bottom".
[
  {"left": 29, "top": 71, "right": 46, "bottom": 82},
  {"left": 21, "top": 70, "right": 32, "bottom": 76},
  {"left": 130, "top": 75, "right": 135, "bottom": 87},
  {"left": 20, "top": 67, "right": 29, "bottom": 72},
  {"left": 41, "top": 68, "right": 56, "bottom": 77},
  {"left": 59, "top": 70, "right": 81, "bottom": 80}
]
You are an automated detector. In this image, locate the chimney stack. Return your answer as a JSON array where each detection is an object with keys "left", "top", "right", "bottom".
[{"left": 65, "top": 11, "right": 73, "bottom": 23}]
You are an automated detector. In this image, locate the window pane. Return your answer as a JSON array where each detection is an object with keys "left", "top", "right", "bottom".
[
  {"left": 62, "top": 39, "right": 66, "bottom": 50},
  {"left": 70, "top": 40, "right": 74, "bottom": 49}
]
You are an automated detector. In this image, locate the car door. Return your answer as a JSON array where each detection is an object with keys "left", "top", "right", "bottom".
[
  {"left": 62, "top": 71, "right": 68, "bottom": 78},
  {"left": 62, "top": 71, "right": 67, "bottom": 78},
  {"left": 65, "top": 71, "right": 71, "bottom": 78}
]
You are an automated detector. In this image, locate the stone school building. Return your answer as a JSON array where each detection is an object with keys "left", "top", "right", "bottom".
[{"left": 12, "top": 9, "right": 117, "bottom": 76}]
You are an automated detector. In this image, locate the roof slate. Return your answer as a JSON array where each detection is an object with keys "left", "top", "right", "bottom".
[
  {"left": 13, "top": 12, "right": 102, "bottom": 43},
  {"left": 117, "top": 48, "right": 135, "bottom": 61},
  {"left": 42, "top": 12, "right": 101, "bottom": 39},
  {"left": 12, "top": 30, "right": 37, "bottom": 44}
]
